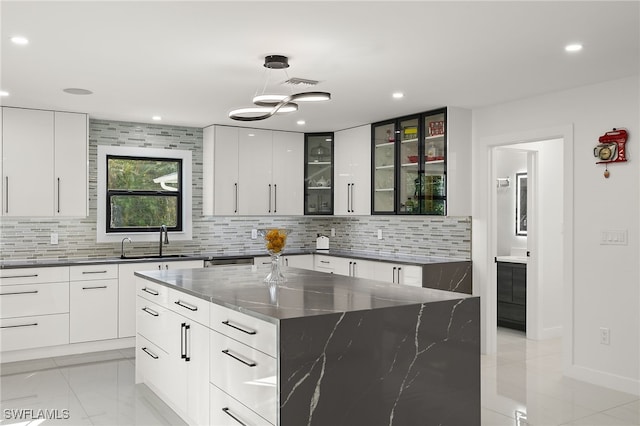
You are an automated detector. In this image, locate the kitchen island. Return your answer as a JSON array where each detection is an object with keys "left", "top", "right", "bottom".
[{"left": 135, "top": 265, "right": 480, "bottom": 426}]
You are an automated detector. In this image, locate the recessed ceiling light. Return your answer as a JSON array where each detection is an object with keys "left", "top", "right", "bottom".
[
  {"left": 0, "top": 91, "right": 9, "bottom": 97},
  {"left": 392, "top": 92, "right": 404, "bottom": 99},
  {"left": 152, "top": 116, "right": 162, "bottom": 121},
  {"left": 11, "top": 36, "right": 29, "bottom": 45},
  {"left": 297, "top": 120, "right": 306, "bottom": 125},
  {"left": 565, "top": 43, "right": 583, "bottom": 52},
  {"left": 63, "top": 88, "right": 93, "bottom": 95}
]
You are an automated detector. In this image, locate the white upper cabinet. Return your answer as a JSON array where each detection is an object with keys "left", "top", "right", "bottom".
[
  {"left": 334, "top": 124, "right": 371, "bottom": 215},
  {"left": 1, "top": 107, "right": 87, "bottom": 217},
  {"left": 203, "top": 125, "right": 304, "bottom": 216}
]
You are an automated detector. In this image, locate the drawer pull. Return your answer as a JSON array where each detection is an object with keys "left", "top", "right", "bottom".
[
  {"left": 141, "top": 347, "right": 159, "bottom": 359},
  {"left": 82, "top": 270, "right": 108, "bottom": 275},
  {"left": 82, "top": 285, "right": 107, "bottom": 290},
  {"left": 2, "top": 274, "right": 39, "bottom": 279},
  {"left": 174, "top": 300, "right": 197, "bottom": 311},
  {"left": 142, "top": 287, "right": 159, "bottom": 296},
  {"left": 222, "top": 408, "right": 247, "bottom": 426},
  {"left": 222, "top": 320, "right": 257, "bottom": 335},
  {"left": 142, "top": 307, "right": 159, "bottom": 317},
  {"left": 1, "top": 322, "right": 38, "bottom": 329},
  {"left": 320, "top": 260, "right": 330, "bottom": 264},
  {"left": 221, "top": 349, "right": 257, "bottom": 367},
  {"left": 0, "top": 290, "right": 39, "bottom": 296}
]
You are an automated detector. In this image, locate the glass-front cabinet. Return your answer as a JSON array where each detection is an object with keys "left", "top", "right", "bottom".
[
  {"left": 372, "top": 108, "right": 447, "bottom": 215},
  {"left": 304, "top": 133, "right": 334, "bottom": 215}
]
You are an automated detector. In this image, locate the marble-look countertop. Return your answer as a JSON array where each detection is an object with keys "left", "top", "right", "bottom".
[
  {"left": 1, "top": 249, "right": 469, "bottom": 269},
  {"left": 135, "top": 265, "right": 473, "bottom": 324}
]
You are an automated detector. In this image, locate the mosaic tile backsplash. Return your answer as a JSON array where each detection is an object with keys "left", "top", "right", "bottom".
[{"left": 0, "top": 120, "right": 471, "bottom": 261}]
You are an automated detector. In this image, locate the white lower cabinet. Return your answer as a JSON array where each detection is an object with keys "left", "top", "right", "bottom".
[
  {"left": 282, "top": 254, "right": 314, "bottom": 270},
  {"left": 312, "top": 255, "right": 423, "bottom": 287},
  {"left": 0, "top": 314, "right": 69, "bottom": 352},
  {"left": 373, "top": 262, "right": 423, "bottom": 286},
  {"left": 135, "top": 285, "right": 209, "bottom": 426},
  {"left": 69, "top": 265, "right": 118, "bottom": 343},
  {"left": 210, "top": 383, "right": 272, "bottom": 426}
]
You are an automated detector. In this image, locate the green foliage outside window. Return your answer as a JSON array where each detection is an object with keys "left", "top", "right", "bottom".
[{"left": 107, "top": 156, "right": 182, "bottom": 231}]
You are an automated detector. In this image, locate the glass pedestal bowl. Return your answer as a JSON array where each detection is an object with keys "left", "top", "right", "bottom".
[{"left": 258, "top": 228, "right": 289, "bottom": 285}]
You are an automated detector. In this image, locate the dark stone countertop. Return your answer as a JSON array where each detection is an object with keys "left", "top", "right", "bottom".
[{"left": 135, "top": 265, "right": 475, "bottom": 324}]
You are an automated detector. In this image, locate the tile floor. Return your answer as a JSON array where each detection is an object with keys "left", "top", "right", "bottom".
[{"left": 0, "top": 329, "right": 638, "bottom": 425}]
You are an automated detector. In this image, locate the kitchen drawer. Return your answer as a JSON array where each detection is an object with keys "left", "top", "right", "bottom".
[
  {"left": 136, "top": 277, "right": 170, "bottom": 305},
  {"left": 0, "top": 266, "right": 69, "bottom": 286},
  {"left": 168, "top": 288, "right": 210, "bottom": 326},
  {"left": 136, "top": 296, "right": 178, "bottom": 355},
  {"left": 70, "top": 264, "right": 118, "bottom": 281},
  {"left": 210, "top": 303, "right": 277, "bottom": 357},
  {"left": 0, "top": 313, "right": 69, "bottom": 351},
  {"left": 70, "top": 279, "right": 118, "bottom": 343},
  {"left": 210, "top": 383, "right": 273, "bottom": 426},
  {"left": 210, "top": 330, "right": 277, "bottom": 425},
  {"left": 0, "top": 282, "right": 69, "bottom": 319},
  {"left": 136, "top": 334, "right": 184, "bottom": 406},
  {"left": 314, "top": 254, "right": 335, "bottom": 273}
]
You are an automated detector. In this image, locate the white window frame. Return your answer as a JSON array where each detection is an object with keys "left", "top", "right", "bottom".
[{"left": 97, "top": 145, "right": 192, "bottom": 243}]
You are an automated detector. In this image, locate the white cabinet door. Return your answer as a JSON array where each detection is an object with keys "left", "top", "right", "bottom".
[
  {"left": 398, "top": 264, "right": 423, "bottom": 287},
  {"left": 283, "top": 254, "right": 314, "bottom": 270},
  {"left": 164, "top": 260, "right": 204, "bottom": 270},
  {"left": 213, "top": 126, "right": 240, "bottom": 215},
  {"left": 239, "top": 128, "right": 272, "bottom": 215},
  {"left": 372, "top": 262, "right": 423, "bottom": 286},
  {"left": 54, "top": 111, "right": 87, "bottom": 217},
  {"left": 334, "top": 124, "right": 371, "bottom": 215},
  {"left": 70, "top": 279, "right": 118, "bottom": 343},
  {"left": 2, "top": 107, "right": 54, "bottom": 216},
  {"left": 186, "top": 321, "right": 210, "bottom": 426},
  {"left": 272, "top": 131, "right": 304, "bottom": 215}
]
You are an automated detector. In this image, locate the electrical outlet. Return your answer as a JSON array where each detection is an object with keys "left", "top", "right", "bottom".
[
  {"left": 377, "top": 229, "right": 383, "bottom": 240},
  {"left": 251, "top": 229, "right": 257, "bottom": 240},
  {"left": 50, "top": 233, "right": 59, "bottom": 245},
  {"left": 331, "top": 228, "right": 336, "bottom": 237},
  {"left": 600, "top": 327, "right": 610, "bottom": 345}
]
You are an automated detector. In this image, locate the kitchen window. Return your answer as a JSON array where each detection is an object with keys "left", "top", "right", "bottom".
[{"left": 97, "top": 146, "right": 192, "bottom": 243}]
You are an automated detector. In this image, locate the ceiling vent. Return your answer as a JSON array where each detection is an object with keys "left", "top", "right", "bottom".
[{"left": 282, "top": 77, "right": 319, "bottom": 87}]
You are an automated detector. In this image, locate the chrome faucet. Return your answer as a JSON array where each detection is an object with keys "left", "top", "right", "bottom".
[
  {"left": 121, "top": 237, "right": 132, "bottom": 259},
  {"left": 159, "top": 225, "right": 169, "bottom": 257}
]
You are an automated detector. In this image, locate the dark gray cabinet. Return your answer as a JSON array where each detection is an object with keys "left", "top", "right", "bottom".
[{"left": 497, "top": 261, "right": 526, "bottom": 331}]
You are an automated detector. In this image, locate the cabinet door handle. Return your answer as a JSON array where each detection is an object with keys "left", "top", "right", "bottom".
[
  {"left": 82, "top": 285, "right": 107, "bottom": 290},
  {"left": 2, "top": 274, "right": 38, "bottom": 279},
  {"left": 1, "top": 322, "right": 38, "bottom": 329},
  {"left": 285, "top": 258, "right": 289, "bottom": 266},
  {"left": 222, "top": 408, "right": 248, "bottom": 426},
  {"left": 221, "top": 349, "right": 257, "bottom": 367},
  {"left": 0, "top": 290, "right": 38, "bottom": 296},
  {"left": 82, "top": 270, "right": 108, "bottom": 275},
  {"left": 175, "top": 300, "right": 198, "bottom": 311},
  {"left": 347, "top": 183, "right": 351, "bottom": 213},
  {"left": 141, "top": 347, "right": 159, "bottom": 360},
  {"left": 397, "top": 267, "right": 402, "bottom": 284},
  {"left": 273, "top": 183, "right": 277, "bottom": 213},
  {"left": 222, "top": 320, "right": 257, "bottom": 335},
  {"left": 142, "top": 287, "right": 159, "bottom": 296},
  {"left": 348, "top": 261, "right": 352, "bottom": 276},
  {"left": 142, "top": 307, "right": 159, "bottom": 317},
  {"left": 5, "top": 176, "right": 8, "bottom": 213},
  {"left": 184, "top": 324, "right": 191, "bottom": 362},
  {"left": 392, "top": 267, "right": 397, "bottom": 283},
  {"left": 57, "top": 177, "right": 61, "bottom": 213},
  {"left": 351, "top": 182, "right": 355, "bottom": 212},
  {"left": 268, "top": 184, "right": 272, "bottom": 213},
  {"left": 234, "top": 183, "right": 238, "bottom": 213},
  {"left": 180, "top": 322, "right": 186, "bottom": 359},
  {"left": 353, "top": 262, "right": 357, "bottom": 276}
]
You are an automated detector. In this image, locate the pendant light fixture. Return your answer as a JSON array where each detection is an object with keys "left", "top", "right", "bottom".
[{"left": 229, "top": 55, "right": 331, "bottom": 121}]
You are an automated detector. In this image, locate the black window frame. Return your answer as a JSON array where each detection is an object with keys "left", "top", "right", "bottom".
[{"left": 105, "top": 154, "right": 183, "bottom": 234}]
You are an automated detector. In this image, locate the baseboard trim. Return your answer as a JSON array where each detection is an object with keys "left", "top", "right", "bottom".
[
  {"left": 566, "top": 364, "right": 640, "bottom": 396},
  {"left": 0, "top": 337, "right": 135, "bottom": 363}
]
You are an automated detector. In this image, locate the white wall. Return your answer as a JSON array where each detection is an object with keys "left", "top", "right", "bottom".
[
  {"left": 495, "top": 149, "right": 527, "bottom": 256},
  {"left": 473, "top": 75, "right": 640, "bottom": 394}
]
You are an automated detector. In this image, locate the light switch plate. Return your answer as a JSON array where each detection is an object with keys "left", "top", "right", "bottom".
[
  {"left": 377, "top": 229, "right": 383, "bottom": 240},
  {"left": 331, "top": 228, "right": 336, "bottom": 237},
  {"left": 251, "top": 229, "right": 257, "bottom": 240},
  {"left": 600, "top": 230, "right": 627, "bottom": 245},
  {"left": 50, "top": 233, "right": 59, "bottom": 245}
]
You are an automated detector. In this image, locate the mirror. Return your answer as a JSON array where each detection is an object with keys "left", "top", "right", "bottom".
[{"left": 516, "top": 172, "right": 527, "bottom": 236}]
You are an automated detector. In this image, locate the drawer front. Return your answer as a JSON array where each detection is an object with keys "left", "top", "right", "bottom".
[
  {"left": 0, "top": 313, "right": 69, "bottom": 351},
  {"left": 69, "top": 279, "right": 118, "bottom": 343},
  {"left": 314, "top": 255, "right": 334, "bottom": 272},
  {"left": 0, "top": 266, "right": 69, "bottom": 286},
  {"left": 210, "top": 330, "right": 277, "bottom": 425},
  {"left": 136, "top": 277, "right": 170, "bottom": 306},
  {"left": 0, "top": 282, "right": 69, "bottom": 318},
  {"left": 70, "top": 264, "right": 118, "bottom": 281},
  {"left": 210, "top": 303, "right": 277, "bottom": 357},
  {"left": 210, "top": 383, "right": 273, "bottom": 426},
  {"left": 168, "top": 288, "right": 210, "bottom": 326},
  {"left": 136, "top": 297, "right": 179, "bottom": 355}
]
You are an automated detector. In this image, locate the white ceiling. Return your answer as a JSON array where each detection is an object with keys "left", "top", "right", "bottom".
[{"left": 1, "top": 1, "right": 638, "bottom": 133}]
